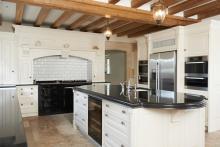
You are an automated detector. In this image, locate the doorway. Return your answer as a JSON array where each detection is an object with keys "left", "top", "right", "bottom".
[{"left": 105, "top": 50, "right": 126, "bottom": 84}]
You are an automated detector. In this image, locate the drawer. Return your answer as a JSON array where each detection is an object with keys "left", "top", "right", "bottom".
[
  {"left": 104, "top": 110, "right": 130, "bottom": 136},
  {"left": 75, "top": 115, "right": 88, "bottom": 134},
  {"left": 17, "top": 86, "right": 38, "bottom": 97},
  {"left": 103, "top": 123, "right": 129, "bottom": 147},
  {"left": 103, "top": 100, "right": 130, "bottom": 121}
]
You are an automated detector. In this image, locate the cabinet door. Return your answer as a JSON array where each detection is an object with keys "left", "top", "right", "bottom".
[
  {"left": 137, "top": 37, "right": 148, "bottom": 60},
  {"left": 0, "top": 40, "right": 17, "bottom": 84},
  {"left": 185, "top": 32, "right": 209, "bottom": 57},
  {"left": 19, "top": 59, "right": 33, "bottom": 84},
  {"left": 0, "top": 87, "right": 16, "bottom": 138}
]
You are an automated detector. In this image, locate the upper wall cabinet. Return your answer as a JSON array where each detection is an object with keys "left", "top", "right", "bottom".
[
  {"left": 0, "top": 33, "right": 17, "bottom": 84},
  {"left": 184, "top": 26, "right": 209, "bottom": 57},
  {"left": 137, "top": 37, "right": 148, "bottom": 60}
]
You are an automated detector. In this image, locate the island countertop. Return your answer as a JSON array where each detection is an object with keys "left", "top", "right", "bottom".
[{"left": 73, "top": 84, "right": 206, "bottom": 109}]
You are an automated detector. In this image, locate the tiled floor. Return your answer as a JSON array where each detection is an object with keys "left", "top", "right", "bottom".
[
  {"left": 206, "top": 131, "right": 220, "bottom": 147},
  {"left": 23, "top": 113, "right": 220, "bottom": 147}
]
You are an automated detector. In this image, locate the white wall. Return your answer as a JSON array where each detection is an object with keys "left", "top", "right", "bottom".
[{"left": 13, "top": 25, "right": 105, "bottom": 83}]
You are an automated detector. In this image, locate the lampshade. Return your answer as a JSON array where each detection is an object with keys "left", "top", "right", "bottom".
[{"left": 151, "top": 0, "right": 168, "bottom": 25}]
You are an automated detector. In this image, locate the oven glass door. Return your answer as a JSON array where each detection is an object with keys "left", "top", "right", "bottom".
[
  {"left": 185, "top": 61, "right": 208, "bottom": 74},
  {"left": 185, "top": 76, "right": 208, "bottom": 90},
  {"left": 88, "top": 96, "right": 102, "bottom": 145}
]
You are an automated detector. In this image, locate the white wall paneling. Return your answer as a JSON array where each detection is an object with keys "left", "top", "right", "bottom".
[{"left": 0, "top": 87, "right": 17, "bottom": 138}]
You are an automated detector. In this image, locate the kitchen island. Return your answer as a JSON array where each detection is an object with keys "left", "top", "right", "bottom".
[{"left": 73, "top": 83, "right": 206, "bottom": 147}]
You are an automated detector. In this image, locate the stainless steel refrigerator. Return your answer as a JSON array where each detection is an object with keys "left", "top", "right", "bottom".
[{"left": 149, "top": 51, "right": 177, "bottom": 97}]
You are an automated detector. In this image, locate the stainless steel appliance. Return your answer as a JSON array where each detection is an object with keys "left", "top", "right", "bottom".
[
  {"left": 138, "top": 60, "right": 148, "bottom": 84},
  {"left": 149, "top": 51, "right": 177, "bottom": 96},
  {"left": 185, "top": 56, "right": 208, "bottom": 91},
  {"left": 88, "top": 96, "right": 102, "bottom": 145}
]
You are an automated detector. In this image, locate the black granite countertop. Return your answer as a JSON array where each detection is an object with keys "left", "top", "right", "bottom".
[{"left": 74, "top": 84, "right": 206, "bottom": 109}]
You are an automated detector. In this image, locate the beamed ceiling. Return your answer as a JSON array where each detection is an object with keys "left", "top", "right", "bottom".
[{"left": 1, "top": 0, "right": 220, "bottom": 37}]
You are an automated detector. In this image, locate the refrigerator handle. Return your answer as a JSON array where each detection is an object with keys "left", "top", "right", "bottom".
[
  {"left": 157, "top": 62, "right": 160, "bottom": 94},
  {"left": 156, "top": 62, "right": 158, "bottom": 95}
]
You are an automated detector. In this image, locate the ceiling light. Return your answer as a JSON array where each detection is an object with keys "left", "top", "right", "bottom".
[
  {"left": 104, "top": 18, "right": 112, "bottom": 40},
  {"left": 151, "top": 0, "right": 168, "bottom": 25}
]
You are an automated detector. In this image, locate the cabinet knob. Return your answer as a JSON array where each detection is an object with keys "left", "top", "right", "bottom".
[
  {"left": 11, "top": 70, "right": 15, "bottom": 73},
  {"left": 12, "top": 96, "right": 15, "bottom": 99},
  {"left": 30, "top": 102, "right": 34, "bottom": 105},
  {"left": 21, "top": 93, "right": 23, "bottom": 95},
  {"left": 31, "top": 92, "right": 33, "bottom": 95},
  {"left": 121, "top": 144, "right": 124, "bottom": 147},
  {"left": 84, "top": 96, "right": 87, "bottom": 99},
  {"left": 105, "top": 133, "right": 108, "bottom": 137},
  {"left": 121, "top": 121, "right": 125, "bottom": 125},
  {"left": 31, "top": 88, "right": 33, "bottom": 90},
  {"left": 82, "top": 119, "right": 85, "bottom": 122},
  {"left": 75, "top": 113, "right": 78, "bottom": 116},
  {"left": 29, "top": 76, "right": 32, "bottom": 79},
  {"left": 76, "top": 100, "right": 78, "bottom": 103},
  {"left": 21, "top": 88, "right": 23, "bottom": 90},
  {"left": 105, "top": 114, "right": 108, "bottom": 117},
  {"left": 83, "top": 104, "right": 86, "bottom": 106},
  {"left": 106, "top": 104, "right": 109, "bottom": 108},
  {"left": 21, "top": 104, "right": 23, "bottom": 106},
  {"left": 122, "top": 110, "right": 126, "bottom": 114}
]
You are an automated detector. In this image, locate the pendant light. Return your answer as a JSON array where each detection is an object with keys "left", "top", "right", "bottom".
[
  {"left": 151, "top": 0, "right": 168, "bottom": 25},
  {"left": 104, "top": 18, "right": 112, "bottom": 40}
]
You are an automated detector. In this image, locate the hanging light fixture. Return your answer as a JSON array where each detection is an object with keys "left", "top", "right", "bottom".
[
  {"left": 104, "top": 17, "right": 112, "bottom": 40},
  {"left": 151, "top": 0, "right": 168, "bottom": 25}
]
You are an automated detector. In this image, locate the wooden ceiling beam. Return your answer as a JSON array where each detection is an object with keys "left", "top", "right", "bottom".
[
  {"left": 68, "top": 15, "right": 94, "bottom": 30},
  {"left": 164, "top": 0, "right": 183, "bottom": 7},
  {"left": 198, "top": 8, "right": 220, "bottom": 19},
  {"left": 128, "top": 26, "right": 168, "bottom": 38},
  {"left": 169, "top": 0, "right": 211, "bottom": 15},
  {"left": 108, "top": 0, "right": 120, "bottom": 4},
  {"left": 184, "top": 1, "right": 220, "bottom": 18},
  {"left": 35, "top": 7, "right": 51, "bottom": 27},
  {"left": 81, "top": 17, "right": 106, "bottom": 31},
  {"left": 112, "top": 22, "right": 144, "bottom": 34},
  {"left": 131, "top": 0, "right": 152, "bottom": 8},
  {"left": 15, "top": 2, "right": 25, "bottom": 24},
  {"left": 4, "top": 0, "right": 199, "bottom": 27},
  {"left": 95, "top": 20, "right": 127, "bottom": 33},
  {"left": 51, "top": 11, "right": 74, "bottom": 29},
  {"left": 117, "top": 24, "right": 152, "bottom": 36}
]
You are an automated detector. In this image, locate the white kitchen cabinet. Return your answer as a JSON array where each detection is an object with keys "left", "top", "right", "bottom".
[
  {"left": 19, "top": 59, "right": 33, "bottom": 84},
  {"left": 0, "top": 33, "right": 17, "bottom": 84},
  {"left": 16, "top": 85, "right": 38, "bottom": 117},
  {"left": 0, "top": 87, "right": 17, "bottom": 138},
  {"left": 102, "top": 100, "right": 131, "bottom": 147},
  {"left": 137, "top": 37, "right": 148, "bottom": 60},
  {"left": 73, "top": 91, "right": 88, "bottom": 134},
  {"left": 184, "top": 31, "right": 209, "bottom": 57}
]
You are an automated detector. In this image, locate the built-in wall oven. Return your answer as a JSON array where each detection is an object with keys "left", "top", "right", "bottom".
[
  {"left": 138, "top": 60, "right": 148, "bottom": 85},
  {"left": 185, "top": 56, "right": 208, "bottom": 91},
  {"left": 88, "top": 96, "right": 102, "bottom": 145}
]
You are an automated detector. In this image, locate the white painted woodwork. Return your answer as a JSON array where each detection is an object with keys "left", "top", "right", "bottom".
[
  {"left": 74, "top": 90, "right": 205, "bottom": 147},
  {"left": 0, "top": 32, "right": 18, "bottom": 84},
  {"left": 73, "top": 91, "right": 88, "bottom": 134},
  {"left": 137, "top": 37, "right": 148, "bottom": 61},
  {"left": 0, "top": 87, "right": 17, "bottom": 138},
  {"left": 16, "top": 85, "right": 38, "bottom": 117},
  {"left": 208, "top": 20, "right": 220, "bottom": 132},
  {"left": 13, "top": 25, "right": 105, "bottom": 84}
]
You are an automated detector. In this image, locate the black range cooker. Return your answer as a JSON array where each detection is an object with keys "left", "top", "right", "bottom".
[{"left": 36, "top": 80, "right": 92, "bottom": 116}]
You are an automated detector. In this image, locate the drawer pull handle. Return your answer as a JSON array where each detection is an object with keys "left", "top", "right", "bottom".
[
  {"left": 83, "top": 104, "right": 86, "bottom": 106},
  {"left": 105, "top": 133, "right": 108, "bottom": 137},
  {"left": 105, "top": 114, "right": 108, "bottom": 117},
  {"left": 31, "top": 92, "right": 33, "bottom": 95},
  {"left": 30, "top": 102, "right": 34, "bottom": 105},
  {"left": 122, "top": 110, "right": 126, "bottom": 114},
  {"left": 121, "top": 121, "right": 125, "bottom": 125},
  {"left": 121, "top": 145, "right": 124, "bottom": 147},
  {"left": 106, "top": 104, "right": 109, "bottom": 108},
  {"left": 82, "top": 119, "right": 85, "bottom": 122}
]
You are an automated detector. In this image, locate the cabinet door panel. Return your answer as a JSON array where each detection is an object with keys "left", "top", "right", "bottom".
[{"left": 19, "top": 59, "right": 33, "bottom": 84}]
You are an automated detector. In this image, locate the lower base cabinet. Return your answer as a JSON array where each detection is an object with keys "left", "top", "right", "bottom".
[{"left": 74, "top": 91, "right": 205, "bottom": 147}]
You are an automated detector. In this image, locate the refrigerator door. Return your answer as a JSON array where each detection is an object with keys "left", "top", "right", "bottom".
[
  {"left": 158, "top": 51, "right": 176, "bottom": 93},
  {"left": 149, "top": 53, "right": 159, "bottom": 95}
]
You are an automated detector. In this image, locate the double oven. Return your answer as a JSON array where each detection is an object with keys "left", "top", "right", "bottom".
[{"left": 185, "top": 56, "right": 208, "bottom": 91}]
